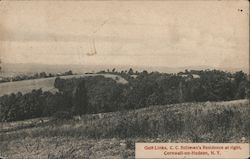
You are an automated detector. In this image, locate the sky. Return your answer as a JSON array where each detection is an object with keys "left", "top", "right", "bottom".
[{"left": 0, "top": 1, "right": 249, "bottom": 71}]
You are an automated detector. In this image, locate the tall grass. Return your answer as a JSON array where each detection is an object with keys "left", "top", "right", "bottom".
[{"left": 1, "top": 100, "right": 249, "bottom": 143}]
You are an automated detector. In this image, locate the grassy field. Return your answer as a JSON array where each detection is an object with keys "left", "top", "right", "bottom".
[
  {"left": 0, "top": 74, "right": 128, "bottom": 96},
  {"left": 0, "top": 99, "right": 248, "bottom": 158}
]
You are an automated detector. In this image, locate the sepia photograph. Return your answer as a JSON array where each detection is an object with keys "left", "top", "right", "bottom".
[{"left": 0, "top": 1, "right": 249, "bottom": 158}]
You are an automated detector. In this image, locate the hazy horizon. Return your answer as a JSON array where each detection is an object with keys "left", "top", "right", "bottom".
[{"left": 0, "top": 63, "right": 248, "bottom": 77}]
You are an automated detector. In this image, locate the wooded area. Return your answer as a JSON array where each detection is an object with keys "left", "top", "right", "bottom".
[{"left": 0, "top": 69, "right": 249, "bottom": 121}]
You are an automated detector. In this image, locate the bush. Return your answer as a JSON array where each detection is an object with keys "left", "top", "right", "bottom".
[{"left": 52, "top": 111, "right": 73, "bottom": 121}]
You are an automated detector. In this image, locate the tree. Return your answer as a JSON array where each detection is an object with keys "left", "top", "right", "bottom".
[
  {"left": 54, "top": 77, "right": 65, "bottom": 92},
  {"left": 233, "top": 71, "right": 248, "bottom": 99},
  {"left": 234, "top": 71, "right": 247, "bottom": 86},
  {"left": 128, "top": 68, "right": 134, "bottom": 75},
  {"left": 72, "top": 80, "right": 88, "bottom": 115},
  {"left": 65, "top": 70, "right": 73, "bottom": 75},
  {"left": 142, "top": 70, "right": 148, "bottom": 76},
  {"left": 39, "top": 72, "right": 47, "bottom": 78}
]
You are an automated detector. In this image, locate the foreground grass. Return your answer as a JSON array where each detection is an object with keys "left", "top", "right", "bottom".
[{"left": 0, "top": 100, "right": 249, "bottom": 158}]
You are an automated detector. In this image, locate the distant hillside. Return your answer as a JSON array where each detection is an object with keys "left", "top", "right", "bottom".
[
  {"left": 0, "top": 74, "right": 127, "bottom": 96},
  {"left": 1, "top": 63, "right": 248, "bottom": 77}
]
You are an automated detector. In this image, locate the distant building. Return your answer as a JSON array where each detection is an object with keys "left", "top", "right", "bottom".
[
  {"left": 180, "top": 74, "right": 188, "bottom": 78},
  {"left": 192, "top": 74, "right": 200, "bottom": 79}
]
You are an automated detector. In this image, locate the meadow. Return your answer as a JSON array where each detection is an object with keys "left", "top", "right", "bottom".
[
  {"left": 1, "top": 99, "right": 248, "bottom": 158},
  {"left": 0, "top": 74, "right": 127, "bottom": 96}
]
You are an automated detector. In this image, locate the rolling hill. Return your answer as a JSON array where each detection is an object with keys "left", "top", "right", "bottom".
[
  {"left": 0, "top": 74, "right": 128, "bottom": 96},
  {"left": 0, "top": 99, "right": 249, "bottom": 158}
]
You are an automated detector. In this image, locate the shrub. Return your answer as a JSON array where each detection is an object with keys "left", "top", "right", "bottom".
[{"left": 52, "top": 111, "right": 73, "bottom": 121}]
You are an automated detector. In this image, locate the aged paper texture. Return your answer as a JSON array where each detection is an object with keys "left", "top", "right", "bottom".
[{"left": 0, "top": 1, "right": 249, "bottom": 158}]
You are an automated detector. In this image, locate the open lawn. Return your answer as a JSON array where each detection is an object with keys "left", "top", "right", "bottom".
[{"left": 0, "top": 74, "right": 128, "bottom": 96}]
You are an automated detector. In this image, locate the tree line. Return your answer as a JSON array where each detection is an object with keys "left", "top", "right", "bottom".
[
  {"left": 0, "top": 70, "right": 73, "bottom": 83},
  {"left": 0, "top": 69, "right": 249, "bottom": 121}
]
